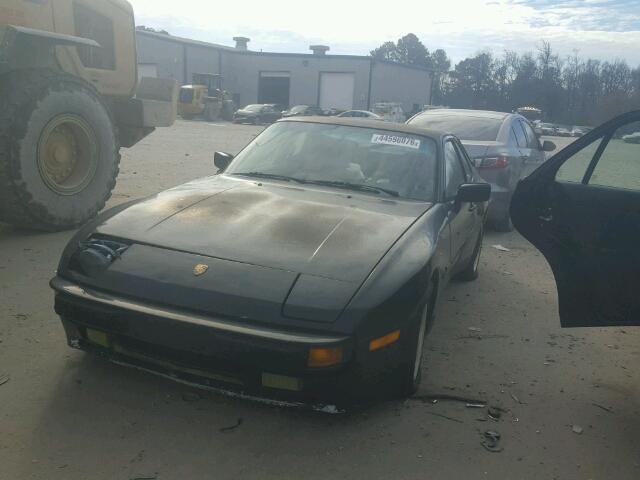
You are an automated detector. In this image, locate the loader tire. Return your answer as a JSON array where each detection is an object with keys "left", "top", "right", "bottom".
[{"left": 0, "top": 69, "right": 120, "bottom": 231}]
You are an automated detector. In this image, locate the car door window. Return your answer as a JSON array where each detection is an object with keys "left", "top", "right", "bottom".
[
  {"left": 444, "top": 141, "right": 466, "bottom": 199},
  {"left": 555, "top": 138, "right": 602, "bottom": 183},
  {"left": 521, "top": 121, "right": 540, "bottom": 149},
  {"left": 453, "top": 142, "right": 472, "bottom": 180},
  {"left": 589, "top": 121, "right": 640, "bottom": 191},
  {"left": 512, "top": 122, "right": 528, "bottom": 148},
  {"left": 555, "top": 121, "right": 640, "bottom": 190}
]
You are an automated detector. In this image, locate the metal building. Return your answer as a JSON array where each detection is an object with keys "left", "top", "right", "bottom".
[{"left": 136, "top": 30, "right": 432, "bottom": 113}]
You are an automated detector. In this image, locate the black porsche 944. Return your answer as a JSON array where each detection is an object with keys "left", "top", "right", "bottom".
[{"left": 51, "top": 117, "right": 490, "bottom": 405}]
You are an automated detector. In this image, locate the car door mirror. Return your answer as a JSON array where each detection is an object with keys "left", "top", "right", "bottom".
[
  {"left": 214, "top": 151, "right": 234, "bottom": 172},
  {"left": 457, "top": 183, "right": 491, "bottom": 203},
  {"left": 542, "top": 140, "right": 556, "bottom": 152}
]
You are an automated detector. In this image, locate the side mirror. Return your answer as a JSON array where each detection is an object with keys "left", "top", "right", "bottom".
[
  {"left": 457, "top": 183, "right": 491, "bottom": 203},
  {"left": 542, "top": 140, "right": 556, "bottom": 152},
  {"left": 214, "top": 151, "right": 233, "bottom": 172}
]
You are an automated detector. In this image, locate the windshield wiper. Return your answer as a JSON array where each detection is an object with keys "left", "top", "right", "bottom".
[
  {"left": 232, "top": 172, "right": 306, "bottom": 183},
  {"left": 304, "top": 180, "right": 399, "bottom": 197}
]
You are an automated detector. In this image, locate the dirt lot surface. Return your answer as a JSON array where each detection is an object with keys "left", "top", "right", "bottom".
[{"left": 1, "top": 123, "right": 638, "bottom": 479}]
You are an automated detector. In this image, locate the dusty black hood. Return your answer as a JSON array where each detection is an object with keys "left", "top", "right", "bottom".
[{"left": 93, "top": 175, "right": 431, "bottom": 283}]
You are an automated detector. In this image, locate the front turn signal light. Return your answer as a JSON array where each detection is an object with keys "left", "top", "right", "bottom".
[
  {"left": 308, "top": 346, "right": 344, "bottom": 368},
  {"left": 369, "top": 330, "right": 401, "bottom": 352}
]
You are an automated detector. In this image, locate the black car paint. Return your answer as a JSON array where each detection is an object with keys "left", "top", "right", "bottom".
[
  {"left": 233, "top": 104, "right": 282, "bottom": 124},
  {"left": 52, "top": 118, "right": 488, "bottom": 402},
  {"left": 511, "top": 109, "right": 640, "bottom": 328}
]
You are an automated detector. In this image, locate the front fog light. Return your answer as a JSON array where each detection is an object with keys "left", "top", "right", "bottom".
[{"left": 308, "top": 346, "right": 344, "bottom": 368}]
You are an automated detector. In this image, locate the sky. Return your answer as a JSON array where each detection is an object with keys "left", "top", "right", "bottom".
[{"left": 129, "top": 0, "right": 640, "bottom": 66}]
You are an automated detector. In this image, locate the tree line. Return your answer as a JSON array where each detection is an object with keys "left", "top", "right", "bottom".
[{"left": 372, "top": 34, "right": 640, "bottom": 126}]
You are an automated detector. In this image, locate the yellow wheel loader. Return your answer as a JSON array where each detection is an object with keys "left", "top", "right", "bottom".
[
  {"left": 178, "top": 73, "right": 235, "bottom": 122},
  {"left": 0, "top": 0, "right": 178, "bottom": 231}
]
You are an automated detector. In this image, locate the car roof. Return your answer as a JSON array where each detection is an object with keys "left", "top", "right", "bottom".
[
  {"left": 278, "top": 116, "right": 447, "bottom": 140},
  {"left": 415, "top": 108, "right": 511, "bottom": 120}
]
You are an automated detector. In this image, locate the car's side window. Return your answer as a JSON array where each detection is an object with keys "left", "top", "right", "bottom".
[
  {"left": 453, "top": 142, "right": 472, "bottom": 180},
  {"left": 444, "top": 141, "right": 466, "bottom": 200},
  {"left": 589, "top": 121, "right": 640, "bottom": 191},
  {"left": 521, "top": 121, "right": 540, "bottom": 149},
  {"left": 555, "top": 138, "right": 603, "bottom": 183},
  {"left": 512, "top": 123, "right": 527, "bottom": 148},
  {"left": 555, "top": 120, "right": 640, "bottom": 191}
]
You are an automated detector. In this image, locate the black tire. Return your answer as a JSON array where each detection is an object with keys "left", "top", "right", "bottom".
[
  {"left": 396, "top": 280, "right": 438, "bottom": 397},
  {"left": 456, "top": 228, "right": 483, "bottom": 281},
  {"left": 180, "top": 113, "right": 196, "bottom": 120},
  {"left": 204, "top": 104, "right": 219, "bottom": 122},
  {"left": 0, "top": 69, "right": 120, "bottom": 231}
]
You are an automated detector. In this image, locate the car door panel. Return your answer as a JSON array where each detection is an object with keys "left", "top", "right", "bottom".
[
  {"left": 444, "top": 140, "right": 475, "bottom": 268},
  {"left": 511, "top": 110, "right": 640, "bottom": 327}
]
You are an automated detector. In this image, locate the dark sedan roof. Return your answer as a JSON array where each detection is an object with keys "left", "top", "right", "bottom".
[{"left": 278, "top": 116, "right": 447, "bottom": 140}]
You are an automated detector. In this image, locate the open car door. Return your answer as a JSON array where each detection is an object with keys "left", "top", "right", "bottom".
[{"left": 511, "top": 110, "right": 640, "bottom": 327}]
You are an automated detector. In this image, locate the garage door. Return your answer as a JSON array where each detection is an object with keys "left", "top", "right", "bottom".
[
  {"left": 138, "top": 63, "right": 158, "bottom": 80},
  {"left": 258, "top": 72, "right": 291, "bottom": 107},
  {"left": 319, "top": 72, "right": 355, "bottom": 110}
]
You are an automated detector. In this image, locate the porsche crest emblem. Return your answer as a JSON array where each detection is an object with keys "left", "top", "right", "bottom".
[{"left": 193, "top": 264, "right": 209, "bottom": 276}]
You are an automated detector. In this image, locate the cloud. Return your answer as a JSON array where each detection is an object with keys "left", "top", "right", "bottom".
[{"left": 130, "top": 0, "right": 640, "bottom": 65}]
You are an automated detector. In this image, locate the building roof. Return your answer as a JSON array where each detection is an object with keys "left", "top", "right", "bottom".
[
  {"left": 278, "top": 116, "right": 447, "bottom": 140},
  {"left": 135, "top": 30, "right": 432, "bottom": 72}
]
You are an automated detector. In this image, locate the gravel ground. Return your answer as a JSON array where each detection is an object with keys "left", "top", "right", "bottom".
[{"left": 1, "top": 122, "right": 638, "bottom": 479}]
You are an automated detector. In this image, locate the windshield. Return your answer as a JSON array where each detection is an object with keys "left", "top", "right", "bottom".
[
  {"left": 243, "top": 104, "right": 263, "bottom": 112},
  {"left": 179, "top": 88, "right": 194, "bottom": 103},
  {"left": 226, "top": 122, "right": 437, "bottom": 201},
  {"left": 289, "top": 105, "right": 308, "bottom": 113},
  {"left": 409, "top": 114, "right": 502, "bottom": 141}
]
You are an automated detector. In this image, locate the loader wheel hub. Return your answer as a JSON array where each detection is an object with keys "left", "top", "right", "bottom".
[{"left": 38, "top": 114, "right": 98, "bottom": 195}]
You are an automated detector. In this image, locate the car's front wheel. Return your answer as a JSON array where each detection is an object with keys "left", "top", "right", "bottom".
[
  {"left": 396, "top": 281, "right": 437, "bottom": 397},
  {"left": 456, "top": 228, "right": 483, "bottom": 281}
]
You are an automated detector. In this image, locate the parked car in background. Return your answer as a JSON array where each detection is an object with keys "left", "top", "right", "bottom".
[
  {"left": 512, "top": 110, "right": 640, "bottom": 328},
  {"left": 372, "top": 102, "right": 406, "bottom": 122},
  {"left": 50, "top": 117, "right": 490, "bottom": 405},
  {"left": 281, "top": 105, "right": 325, "bottom": 118},
  {"left": 233, "top": 104, "right": 282, "bottom": 124},
  {"left": 622, "top": 131, "right": 640, "bottom": 144},
  {"left": 556, "top": 125, "right": 573, "bottom": 137},
  {"left": 407, "top": 109, "right": 555, "bottom": 231},
  {"left": 539, "top": 123, "right": 557, "bottom": 135},
  {"left": 337, "top": 110, "right": 382, "bottom": 119}
]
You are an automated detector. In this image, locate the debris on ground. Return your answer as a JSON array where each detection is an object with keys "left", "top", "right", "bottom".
[
  {"left": 456, "top": 333, "right": 509, "bottom": 341},
  {"left": 220, "top": 417, "right": 243, "bottom": 433},
  {"left": 412, "top": 393, "right": 487, "bottom": 406},
  {"left": 481, "top": 430, "right": 503, "bottom": 452},
  {"left": 425, "top": 412, "right": 463, "bottom": 424},
  {"left": 0, "top": 374, "right": 9, "bottom": 387},
  {"left": 492, "top": 244, "right": 511, "bottom": 252},
  {"left": 488, "top": 406, "right": 503, "bottom": 420},
  {"left": 509, "top": 392, "right": 526, "bottom": 405},
  {"left": 468, "top": 327, "right": 482, "bottom": 332},
  {"left": 592, "top": 403, "right": 614, "bottom": 413},
  {"left": 181, "top": 392, "right": 201, "bottom": 402},
  {"left": 571, "top": 425, "right": 584, "bottom": 434},
  {"left": 466, "top": 403, "right": 485, "bottom": 409}
]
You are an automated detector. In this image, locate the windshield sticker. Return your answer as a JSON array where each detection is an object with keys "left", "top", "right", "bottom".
[{"left": 371, "top": 134, "right": 421, "bottom": 149}]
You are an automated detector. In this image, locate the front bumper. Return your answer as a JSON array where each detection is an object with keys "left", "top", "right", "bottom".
[{"left": 51, "top": 277, "right": 401, "bottom": 405}]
